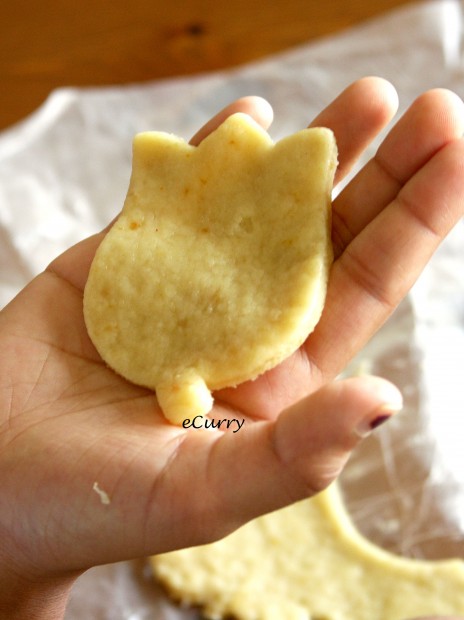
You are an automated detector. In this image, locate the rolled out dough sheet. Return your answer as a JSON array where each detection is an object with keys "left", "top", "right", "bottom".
[{"left": 151, "top": 484, "right": 464, "bottom": 620}]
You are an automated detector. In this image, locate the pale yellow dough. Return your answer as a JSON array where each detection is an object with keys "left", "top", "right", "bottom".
[
  {"left": 151, "top": 484, "right": 464, "bottom": 620},
  {"left": 83, "top": 114, "right": 337, "bottom": 424}
]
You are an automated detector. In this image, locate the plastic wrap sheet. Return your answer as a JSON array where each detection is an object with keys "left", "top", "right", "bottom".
[{"left": 1, "top": 1, "right": 464, "bottom": 617}]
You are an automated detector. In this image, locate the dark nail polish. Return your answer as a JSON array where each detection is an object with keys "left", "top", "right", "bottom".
[{"left": 370, "top": 414, "right": 391, "bottom": 431}]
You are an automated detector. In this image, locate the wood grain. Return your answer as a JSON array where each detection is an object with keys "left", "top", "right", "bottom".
[{"left": 0, "top": 0, "right": 412, "bottom": 130}]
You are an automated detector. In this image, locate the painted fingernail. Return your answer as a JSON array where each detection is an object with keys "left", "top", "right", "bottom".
[
  {"left": 355, "top": 402, "right": 402, "bottom": 439},
  {"left": 369, "top": 413, "right": 392, "bottom": 430}
]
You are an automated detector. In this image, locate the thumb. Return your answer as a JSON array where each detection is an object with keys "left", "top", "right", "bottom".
[
  {"left": 209, "top": 376, "right": 402, "bottom": 532},
  {"left": 273, "top": 375, "right": 403, "bottom": 497}
]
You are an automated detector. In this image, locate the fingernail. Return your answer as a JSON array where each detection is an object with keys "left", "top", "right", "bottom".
[
  {"left": 355, "top": 401, "right": 402, "bottom": 439},
  {"left": 370, "top": 413, "right": 392, "bottom": 430}
]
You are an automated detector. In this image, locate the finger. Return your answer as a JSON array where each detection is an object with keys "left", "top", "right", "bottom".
[
  {"left": 309, "top": 76, "right": 398, "bottom": 184},
  {"left": 202, "top": 376, "right": 402, "bottom": 535},
  {"left": 306, "top": 137, "right": 464, "bottom": 382},
  {"left": 189, "top": 95, "right": 274, "bottom": 146},
  {"left": 332, "top": 88, "right": 464, "bottom": 258}
]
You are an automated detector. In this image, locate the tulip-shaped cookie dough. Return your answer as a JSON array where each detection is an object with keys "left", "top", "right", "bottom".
[
  {"left": 152, "top": 484, "right": 464, "bottom": 619},
  {"left": 84, "top": 114, "right": 337, "bottom": 424}
]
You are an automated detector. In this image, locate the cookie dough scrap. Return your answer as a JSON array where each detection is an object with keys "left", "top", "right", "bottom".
[
  {"left": 83, "top": 114, "right": 337, "bottom": 424},
  {"left": 151, "top": 484, "right": 464, "bottom": 620}
]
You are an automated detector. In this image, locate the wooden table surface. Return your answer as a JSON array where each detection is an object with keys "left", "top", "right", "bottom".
[{"left": 0, "top": 0, "right": 413, "bottom": 132}]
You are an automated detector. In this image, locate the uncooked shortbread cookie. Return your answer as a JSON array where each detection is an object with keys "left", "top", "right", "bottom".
[
  {"left": 151, "top": 484, "right": 464, "bottom": 620},
  {"left": 83, "top": 114, "right": 337, "bottom": 424}
]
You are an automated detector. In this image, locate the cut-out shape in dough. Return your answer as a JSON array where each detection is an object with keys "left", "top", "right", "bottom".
[
  {"left": 83, "top": 114, "right": 337, "bottom": 424},
  {"left": 151, "top": 483, "right": 464, "bottom": 619}
]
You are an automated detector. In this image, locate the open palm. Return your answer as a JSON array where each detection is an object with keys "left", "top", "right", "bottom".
[{"left": 1, "top": 77, "right": 463, "bottom": 616}]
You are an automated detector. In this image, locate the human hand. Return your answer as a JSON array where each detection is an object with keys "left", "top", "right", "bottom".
[{"left": 1, "top": 77, "right": 463, "bottom": 619}]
